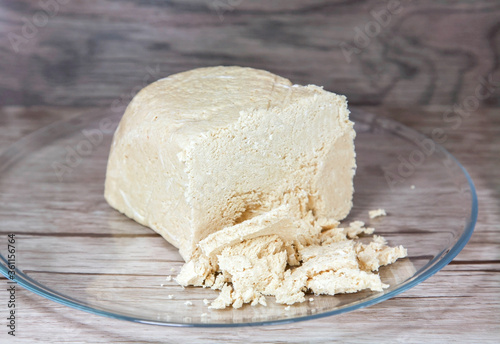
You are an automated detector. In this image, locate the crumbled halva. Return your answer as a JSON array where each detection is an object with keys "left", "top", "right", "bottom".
[
  {"left": 104, "top": 66, "right": 407, "bottom": 309},
  {"left": 369, "top": 209, "right": 387, "bottom": 219},
  {"left": 177, "top": 215, "right": 406, "bottom": 308}
]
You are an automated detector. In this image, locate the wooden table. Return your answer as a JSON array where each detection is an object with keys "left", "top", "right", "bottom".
[
  {"left": 1, "top": 0, "right": 499, "bottom": 342},
  {"left": 0, "top": 105, "right": 498, "bottom": 344}
]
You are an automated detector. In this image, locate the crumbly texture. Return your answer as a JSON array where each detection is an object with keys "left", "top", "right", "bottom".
[
  {"left": 369, "top": 209, "right": 387, "bottom": 219},
  {"left": 176, "top": 215, "right": 407, "bottom": 308},
  {"left": 104, "top": 66, "right": 407, "bottom": 309},
  {"left": 104, "top": 66, "right": 355, "bottom": 261}
]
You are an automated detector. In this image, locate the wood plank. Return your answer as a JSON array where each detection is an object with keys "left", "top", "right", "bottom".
[
  {"left": 0, "top": 1, "right": 499, "bottom": 107},
  {"left": 0, "top": 265, "right": 498, "bottom": 343},
  {"left": 0, "top": 107, "right": 498, "bottom": 340}
]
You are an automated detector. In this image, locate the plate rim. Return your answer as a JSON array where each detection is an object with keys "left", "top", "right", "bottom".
[{"left": 0, "top": 108, "right": 478, "bottom": 327}]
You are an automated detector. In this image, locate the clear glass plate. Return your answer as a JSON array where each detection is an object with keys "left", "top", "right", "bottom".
[{"left": 0, "top": 108, "right": 477, "bottom": 327}]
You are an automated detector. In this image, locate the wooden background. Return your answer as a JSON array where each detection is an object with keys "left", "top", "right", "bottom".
[
  {"left": 0, "top": 0, "right": 499, "bottom": 343},
  {"left": 0, "top": 0, "right": 499, "bottom": 108}
]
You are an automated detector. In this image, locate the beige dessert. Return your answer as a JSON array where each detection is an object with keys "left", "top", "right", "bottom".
[{"left": 104, "top": 66, "right": 407, "bottom": 309}]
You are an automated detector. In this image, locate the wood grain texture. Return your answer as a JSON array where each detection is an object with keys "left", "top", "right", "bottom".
[
  {"left": 0, "top": 1, "right": 499, "bottom": 342},
  {"left": 0, "top": 0, "right": 499, "bottom": 107},
  {"left": 0, "top": 106, "right": 498, "bottom": 344}
]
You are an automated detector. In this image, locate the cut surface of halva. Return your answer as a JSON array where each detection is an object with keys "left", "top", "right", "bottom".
[{"left": 104, "top": 66, "right": 356, "bottom": 261}]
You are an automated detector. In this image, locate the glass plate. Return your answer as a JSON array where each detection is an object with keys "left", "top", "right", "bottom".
[{"left": 0, "top": 108, "right": 477, "bottom": 327}]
